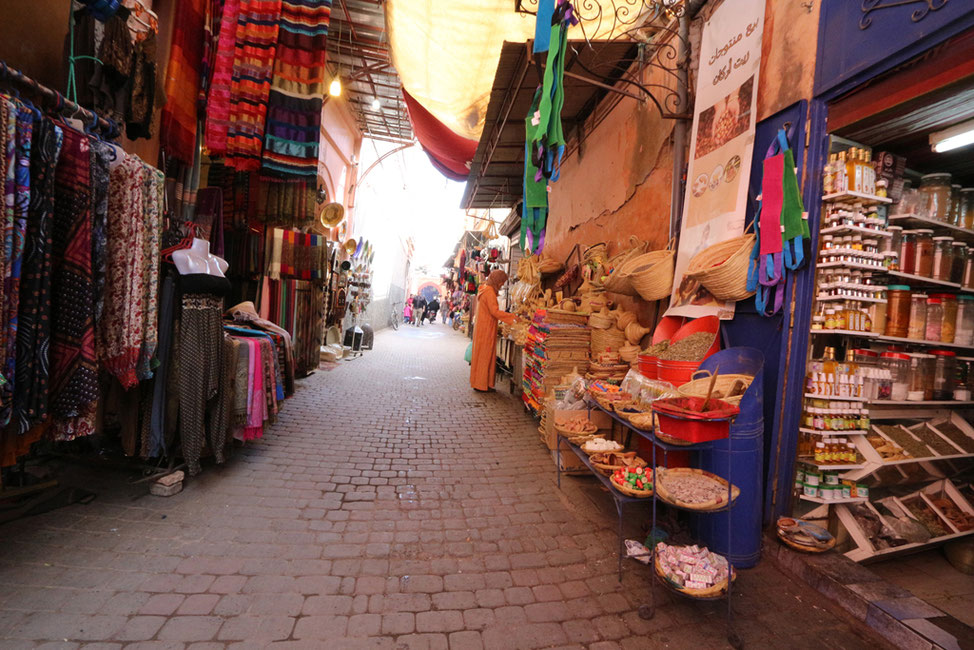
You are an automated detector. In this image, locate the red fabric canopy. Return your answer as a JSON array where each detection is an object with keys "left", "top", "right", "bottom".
[{"left": 402, "top": 87, "right": 478, "bottom": 181}]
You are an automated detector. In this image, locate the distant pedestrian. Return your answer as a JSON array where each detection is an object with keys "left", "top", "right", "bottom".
[
  {"left": 403, "top": 298, "right": 413, "bottom": 325},
  {"left": 412, "top": 294, "right": 427, "bottom": 326},
  {"left": 427, "top": 297, "right": 440, "bottom": 324}
]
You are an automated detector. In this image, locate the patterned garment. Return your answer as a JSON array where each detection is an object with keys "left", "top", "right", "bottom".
[
  {"left": 90, "top": 141, "right": 113, "bottom": 328},
  {"left": 226, "top": 0, "right": 282, "bottom": 171},
  {"left": 178, "top": 293, "right": 224, "bottom": 475},
  {"left": 137, "top": 165, "right": 164, "bottom": 381},
  {"left": 0, "top": 98, "right": 13, "bottom": 401},
  {"left": 0, "top": 105, "right": 34, "bottom": 425},
  {"left": 160, "top": 0, "right": 206, "bottom": 163},
  {"left": 50, "top": 126, "right": 99, "bottom": 420},
  {"left": 11, "top": 118, "right": 62, "bottom": 435},
  {"left": 204, "top": 0, "right": 242, "bottom": 155},
  {"left": 260, "top": 0, "right": 332, "bottom": 177},
  {"left": 102, "top": 155, "right": 146, "bottom": 389}
]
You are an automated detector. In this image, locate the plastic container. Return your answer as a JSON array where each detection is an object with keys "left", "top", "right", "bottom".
[
  {"left": 869, "top": 290, "right": 887, "bottom": 335},
  {"left": 931, "top": 350, "right": 957, "bottom": 400},
  {"left": 926, "top": 297, "right": 943, "bottom": 341},
  {"left": 951, "top": 242, "right": 967, "bottom": 283},
  {"left": 914, "top": 229, "right": 934, "bottom": 277},
  {"left": 651, "top": 396, "right": 739, "bottom": 443},
  {"left": 932, "top": 237, "right": 954, "bottom": 281},
  {"left": 656, "top": 316, "right": 720, "bottom": 386},
  {"left": 899, "top": 230, "right": 917, "bottom": 274},
  {"left": 637, "top": 316, "right": 686, "bottom": 380},
  {"left": 933, "top": 293, "right": 958, "bottom": 343},
  {"left": 881, "top": 351, "right": 910, "bottom": 401},
  {"left": 957, "top": 295, "right": 974, "bottom": 347},
  {"left": 908, "top": 292, "right": 927, "bottom": 340},
  {"left": 885, "top": 285, "right": 911, "bottom": 338},
  {"left": 919, "top": 173, "right": 952, "bottom": 221},
  {"left": 908, "top": 353, "right": 934, "bottom": 401}
]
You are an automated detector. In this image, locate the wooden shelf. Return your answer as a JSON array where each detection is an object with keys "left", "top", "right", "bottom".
[
  {"left": 868, "top": 399, "right": 974, "bottom": 407},
  {"left": 822, "top": 191, "right": 892, "bottom": 205},
  {"left": 815, "top": 295, "right": 886, "bottom": 304},
  {"left": 888, "top": 214, "right": 974, "bottom": 242},
  {"left": 820, "top": 225, "right": 892, "bottom": 238},
  {"left": 800, "top": 494, "right": 869, "bottom": 505},
  {"left": 885, "top": 270, "right": 962, "bottom": 290},
  {"left": 809, "top": 328, "right": 974, "bottom": 352},
  {"left": 804, "top": 393, "right": 866, "bottom": 402},
  {"left": 800, "top": 428, "right": 867, "bottom": 436},
  {"left": 816, "top": 260, "right": 885, "bottom": 273},
  {"left": 798, "top": 459, "right": 867, "bottom": 470}
]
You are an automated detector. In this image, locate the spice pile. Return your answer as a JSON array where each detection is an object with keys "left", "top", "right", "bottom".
[
  {"left": 655, "top": 542, "right": 731, "bottom": 590},
  {"left": 876, "top": 424, "right": 932, "bottom": 459},
  {"left": 910, "top": 424, "right": 959, "bottom": 456},
  {"left": 930, "top": 497, "right": 974, "bottom": 531},
  {"left": 657, "top": 469, "right": 730, "bottom": 506},
  {"left": 611, "top": 466, "right": 652, "bottom": 493},
  {"left": 641, "top": 340, "right": 669, "bottom": 357},
  {"left": 658, "top": 332, "right": 714, "bottom": 361},
  {"left": 903, "top": 498, "right": 950, "bottom": 537},
  {"left": 932, "top": 421, "right": 974, "bottom": 453},
  {"left": 865, "top": 434, "right": 909, "bottom": 461}
]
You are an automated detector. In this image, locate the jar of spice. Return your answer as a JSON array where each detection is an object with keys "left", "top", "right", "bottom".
[
  {"left": 932, "top": 237, "right": 954, "bottom": 281},
  {"left": 882, "top": 352, "right": 910, "bottom": 401},
  {"left": 900, "top": 230, "right": 917, "bottom": 276},
  {"left": 965, "top": 247, "right": 974, "bottom": 289},
  {"left": 957, "top": 296, "right": 974, "bottom": 347},
  {"left": 869, "top": 289, "right": 888, "bottom": 334},
  {"left": 951, "top": 242, "right": 967, "bottom": 283},
  {"left": 908, "top": 353, "right": 935, "bottom": 401},
  {"left": 931, "top": 350, "right": 957, "bottom": 401},
  {"left": 950, "top": 185, "right": 963, "bottom": 226},
  {"left": 914, "top": 229, "right": 935, "bottom": 276},
  {"left": 926, "top": 297, "right": 943, "bottom": 341},
  {"left": 908, "top": 292, "right": 928, "bottom": 340},
  {"left": 919, "top": 173, "right": 953, "bottom": 221},
  {"left": 885, "top": 285, "right": 912, "bottom": 338},
  {"left": 933, "top": 293, "right": 958, "bottom": 343},
  {"left": 961, "top": 188, "right": 974, "bottom": 229}
]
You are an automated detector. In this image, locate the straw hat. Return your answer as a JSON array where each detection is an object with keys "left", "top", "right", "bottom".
[{"left": 319, "top": 202, "right": 345, "bottom": 228}]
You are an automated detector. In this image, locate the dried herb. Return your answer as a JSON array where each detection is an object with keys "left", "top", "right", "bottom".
[
  {"left": 909, "top": 425, "right": 959, "bottom": 457},
  {"left": 658, "top": 332, "right": 715, "bottom": 362},
  {"left": 933, "top": 421, "right": 974, "bottom": 453},
  {"left": 903, "top": 499, "right": 949, "bottom": 537},
  {"left": 876, "top": 425, "right": 933, "bottom": 459},
  {"left": 641, "top": 339, "right": 669, "bottom": 356}
]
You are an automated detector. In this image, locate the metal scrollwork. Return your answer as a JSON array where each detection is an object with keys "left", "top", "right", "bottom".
[
  {"left": 859, "top": 0, "right": 950, "bottom": 30},
  {"left": 516, "top": 0, "right": 684, "bottom": 41}
]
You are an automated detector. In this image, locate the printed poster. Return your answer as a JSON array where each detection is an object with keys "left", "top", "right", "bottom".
[{"left": 666, "top": 0, "right": 765, "bottom": 319}]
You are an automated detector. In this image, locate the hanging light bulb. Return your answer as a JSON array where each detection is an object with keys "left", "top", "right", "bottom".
[
  {"left": 371, "top": 98, "right": 381, "bottom": 111},
  {"left": 329, "top": 76, "right": 342, "bottom": 97}
]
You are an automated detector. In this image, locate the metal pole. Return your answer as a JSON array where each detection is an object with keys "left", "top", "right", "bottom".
[{"left": 669, "top": 10, "right": 691, "bottom": 242}]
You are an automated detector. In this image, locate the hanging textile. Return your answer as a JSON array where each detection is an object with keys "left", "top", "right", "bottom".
[
  {"left": 401, "top": 87, "right": 478, "bottom": 181},
  {"left": 226, "top": 0, "right": 283, "bottom": 171},
  {"left": 138, "top": 166, "right": 165, "bottom": 380},
  {"left": 260, "top": 0, "right": 333, "bottom": 177},
  {"left": 204, "top": 0, "right": 242, "bottom": 155},
  {"left": 10, "top": 118, "right": 62, "bottom": 435},
  {"left": 126, "top": 32, "right": 158, "bottom": 140},
  {"left": 522, "top": 87, "right": 547, "bottom": 254},
  {"left": 161, "top": 0, "right": 207, "bottom": 163},
  {"left": 49, "top": 126, "right": 98, "bottom": 421}
]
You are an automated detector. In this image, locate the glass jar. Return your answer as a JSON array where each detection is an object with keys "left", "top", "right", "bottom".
[
  {"left": 950, "top": 185, "right": 963, "bottom": 226},
  {"left": 932, "top": 237, "right": 954, "bottom": 281},
  {"left": 885, "top": 285, "right": 912, "bottom": 338},
  {"left": 899, "top": 230, "right": 917, "bottom": 276},
  {"left": 951, "top": 242, "right": 967, "bottom": 283},
  {"left": 869, "top": 289, "right": 887, "bottom": 334},
  {"left": 962, "top": 188, "right": 974, "bottom": 230},
  {"left": 896, "top": 181, "right": 920, "bottom": 216},
  {"left": 919, "top": 173, "right": 953, "bottom": 221},
  {"left": 886, "top": 226, "right": 902, "bottom": 271},
  {"left": 957, "top": 296, "right": 974, "bottom": 347},
  {"left": 931, "top": 350, "right": 957, "bottom": 401},
  {"left": 881, "top": 352, "right": 910, "bottom": 401},
  {"left": 934, "top": 293, "right": 958, "bottom": 343},
  {"left": 956, "top": 358, "right": 974, "bottom": 401},
  {"left": 965, "top": 247, "right": 974, "bottom": 289},
  {"left": 926, "top": 297, "right": 943, "bottom": 341},
  {"left": 913, "top": 229, "right": 935, "bottom": 276},
  {"left": 908, "top": 292, "right": 928, "bottom": 340},
  {"left": 908, "top": 353, "right": 935, "bottom": 401}
]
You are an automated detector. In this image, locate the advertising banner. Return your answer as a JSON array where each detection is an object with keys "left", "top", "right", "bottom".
[{"left": 667, "top": 0, "right": 765, "bottom": 319}]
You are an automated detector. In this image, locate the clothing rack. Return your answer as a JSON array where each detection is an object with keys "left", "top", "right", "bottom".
[{"left": 0, "top": 60, "right": 121, "bottom": 138}]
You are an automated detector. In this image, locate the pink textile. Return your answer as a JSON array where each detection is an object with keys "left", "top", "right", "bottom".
[
  {"left": 205, "top": 0, "right": 242, "bottom": 154},
  {"left": 759, "top": 153, "right": 785, "bottom": 255}
]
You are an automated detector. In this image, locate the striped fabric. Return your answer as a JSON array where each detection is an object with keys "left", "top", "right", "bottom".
[
  {"left": 226, "top": 0, "right": 283, "bottom": 171},
  {"left": 204, "top": 0, "right": 241, "bottom": 155},
  {"left": 160, "top": 0, "right": 206, "bottom": 164},
  {"left": 260, "top": 0, "right": 332, "bottom": 178}
]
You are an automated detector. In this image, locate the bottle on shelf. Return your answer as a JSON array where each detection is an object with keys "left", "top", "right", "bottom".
[{"left": 823, "top": 154, "right": 837, "bottom": 194}]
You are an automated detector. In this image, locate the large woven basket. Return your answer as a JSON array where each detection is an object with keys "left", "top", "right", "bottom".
[
  {"left": 655, "top": 467, "right": 740, "bottom": 511},
  {"left": 611, "top": 471, "right": 654, "bottom": 497},
  {"left": 654, "top": 554, "right": 735, "bottom": 599},
  {"left": 591, "top": 328, "right": 626, "bottom": 355},
  {"left": 590, "top": 452, "right": 648, "bottom": 476},
  {"left": 677, "top": 370, "right": 754, "bottom": 407},
  {"left": 628, "top": 240, "right": 675, "bottom": 302},
  {"left": 602, "top": 236, "right": 647, "bottom": 296},
  {"left": 685, "top": 229, "right": 756, "bottom": 302}
]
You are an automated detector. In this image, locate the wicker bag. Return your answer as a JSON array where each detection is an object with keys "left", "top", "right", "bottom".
[
  {"left": 685, "top": 227, "right": 756, "bottom": 302},
  {"left": 627, "top": 239, "right": 675, "bottom": 302},
  {"left": 677, "top": 370, "right": 754, "bottom": 406},
  {"left": 603, "top": 236, "right": 648, "bottom": 296},
  {"left": 591, "top": 328, "right": 626, "bottom": 355}
]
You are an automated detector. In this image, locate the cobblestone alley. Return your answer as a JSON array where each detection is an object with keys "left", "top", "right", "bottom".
[{"left": 0, "top": 325, "right": 887, "bottom": 649}]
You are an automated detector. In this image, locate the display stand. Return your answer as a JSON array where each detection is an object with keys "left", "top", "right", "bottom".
[{"left": 555, "top": 401, "right": 740, "bottom": 648}]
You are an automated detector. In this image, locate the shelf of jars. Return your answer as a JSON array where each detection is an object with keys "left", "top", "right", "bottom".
[
  {"left": 800, "top": 428, "right": 869, "bottom": 436},
  {"left": 800, "top": 494, "right": 869, "bottom": 505},
  {"left": 888, "top": 214, "right": 974, "bottom": 243},
  {"left": 804, "top": 393, "right": 866, "bottom": 402},
  {"left": 820, "top": 224, "right": 892, "bottom": 238},
  {"left": 809, "top": 328, "right": 974, "bottom": 352},
  {"left": 868, "top": 400, "right": 974, "bottom": 407},
  {"left": 822, "top": 191, "right": 893, "bottom": 205}
]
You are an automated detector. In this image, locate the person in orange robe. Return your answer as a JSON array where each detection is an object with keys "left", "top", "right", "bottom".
[{"left": 470, "top": 270, "right": 517, "bottom": 392}]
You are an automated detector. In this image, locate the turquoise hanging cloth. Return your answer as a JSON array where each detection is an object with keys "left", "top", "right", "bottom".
[
  {"left": 533, "top": 0, "right": 555, "bottom": 54},
  {"left": 747, "top": 127, "right": 807, "bottom": 315}
]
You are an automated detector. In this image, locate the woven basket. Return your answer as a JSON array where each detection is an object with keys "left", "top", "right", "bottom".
[
  {"left": 654, "top": 554, "right": 735, "bottom": 599},
  {"left": 677, "top": 371, "right": 754, "bottom": 407},
  {"left": 611, "top": 471, "right": 654, "bottom": 497},
  {"left": 777, "top": 530, "right": 836, "bottom": 553},
  {"left": 628, "top": 240, "right": 676, "bottom": 302},
  {"left": 627, "top": 412, "right": 657, "bottom": 431},
  {"left": 583, "top": 242, "right": 607, "bottom": 264},
  {"left": 685, "top": 229, "right": 756, "bottom": 302},
  {"left": 590, "top": 452, "right": 648, "bottom": 476},
  {"left": 554, "top": 422, "right": 598, "bottom": 438},
  {"left": 588, "top": 307, "right": 615, "bottom": 329},
  {"left": 591, "top": 328, "right": 626, "bottom": 355},
  {"left": 581, "top": 439, "right": 625, "bottom": 455},
  {"left": 655, "top": 467, "right": 740, "bottom": 511}
]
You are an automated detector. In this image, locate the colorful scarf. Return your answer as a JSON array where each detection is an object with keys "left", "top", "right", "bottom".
[
  {"left": 50, "top": 126, "right": 98, "bottom": 419},
  {"left": 102, "top": 155, "right": 146, "bottom": 389},
  {"left": 137, "top": 165, "right": 164, "bottom": 380},
  {"left": 0, "top": 99, "right": 14, "bottom": 402},
  {"left": 226, "top": 0, "right": 283, "bottom": 171},
  {"left": 89, "top": 141, "right": 112, "bottom": 330},
  {"left": 11, "top": 118, "right": 62, "bottom": 435},
  {"left": 161, "top": 0, "right": 207, "bottom": 163},
  {"left": 260, "top": 0, "right": 332, "bottom": 177},
  {"left": 204, "top": 0, "right": 242, "bottom": 155}
]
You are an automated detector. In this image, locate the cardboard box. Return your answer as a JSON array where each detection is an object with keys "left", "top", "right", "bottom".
[{"left": 542, "top": 407, "right": 612, "bottom": 451}]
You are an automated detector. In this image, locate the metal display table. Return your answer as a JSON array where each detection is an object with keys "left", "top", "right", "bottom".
[{"left": 554, "top": 400, "right": 740, "bottom": 648}]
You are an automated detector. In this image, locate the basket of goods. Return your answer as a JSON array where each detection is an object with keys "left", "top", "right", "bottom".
[
  {"left": 610, "top": 466, "right": 654, "bottom": 497},
  {"left": 684, "top": 228, "right": 756, "bottom": 302},
  {"left": 652, "top": 396, "right": 739, "bottom": 444},
  {"left": 627, "top": 411, "right": 657, "bottom": 431},
  {"left": 655, "top": 468, "right": 740, "bottom": 511},
  {"left": 588, "top": 382, "right": 624, "bottom": 410},
  {"left": 677, "top": 370, "right": 753, "bottom": 406},
  {"left": 776, "top": 517, "right": 836, "bottom": 553},
  {"left": 619, "top": 343, "right": 641, "bottom": 364},
  {"left": 581, "top": 437, "right": 624, "bottom": 455},
  {"left": 627, "top": 239, "right": 676, "bottom": 302},
  {"left": 554, "top": 416, "right": 599, "bottom": 443},
  {"left": 654, "top": 542, "right": 736, "bottom": 599},
  {"left": 588, "top": 307, "right": 615, "bottom": 329},
  {"left": 590, "top": 451, "right": 648, "bottom": 476},
  {"left": 591, "top": 329, "right": 627, "bottom": 357},
  {"left": 602, "top": 236, "right": 648, "bottom": 295}
]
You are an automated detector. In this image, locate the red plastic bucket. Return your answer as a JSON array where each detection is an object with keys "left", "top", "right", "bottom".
[
  {"left": 637, "top": 354, "right": 658, "bottom": 380},
  {"left": 657, "top": 358, "right": 700, "bottom": 386},
  {"left": 652, "top": 316, "right": 685, "bottom": 344},
  {"left": 656, "top": 316, "right": 721, "bottom": 386},
  {"left": 652, "top": 396, "right": 739, "bottom": 444}
]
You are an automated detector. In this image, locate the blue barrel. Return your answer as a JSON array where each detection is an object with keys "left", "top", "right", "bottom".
[{"left": 690, "top": 348, "right": 765, "bottom": 568}]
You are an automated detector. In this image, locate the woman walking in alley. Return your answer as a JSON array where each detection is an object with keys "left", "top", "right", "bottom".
[{"left": 469, "top": 270, "right": 517, "bottom": 392}]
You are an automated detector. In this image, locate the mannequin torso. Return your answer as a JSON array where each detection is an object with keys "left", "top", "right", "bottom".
[{"left": 172, "top": 238, "right": 229, "bottom": 277}]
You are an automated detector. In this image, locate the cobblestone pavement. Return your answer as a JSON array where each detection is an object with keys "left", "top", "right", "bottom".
[{"left": 0, "top": 325, "right": 887, "bottom": 649}]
